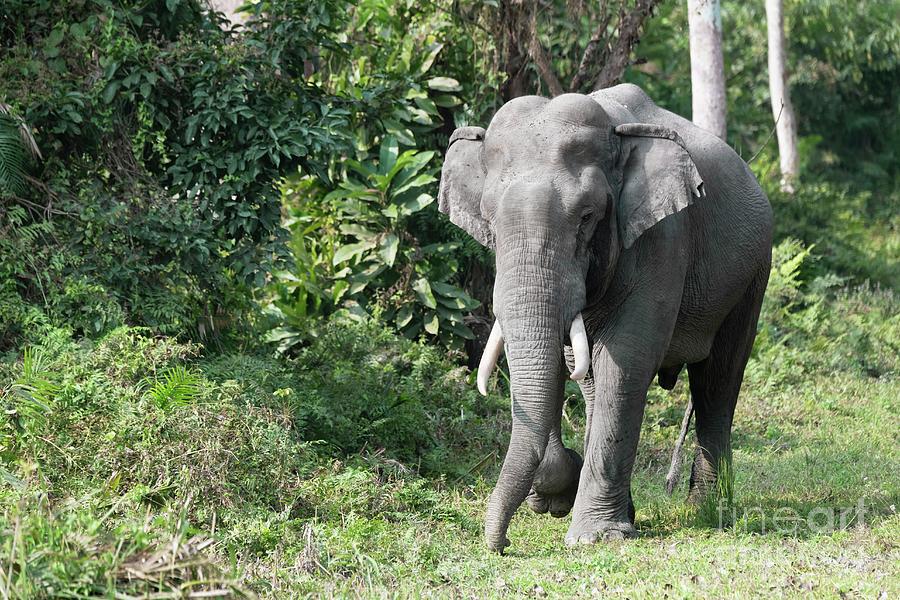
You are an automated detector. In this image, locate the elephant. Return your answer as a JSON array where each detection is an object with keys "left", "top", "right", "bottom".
[{"left": 438, "top": 84, "right": 772, "bottom": 552}]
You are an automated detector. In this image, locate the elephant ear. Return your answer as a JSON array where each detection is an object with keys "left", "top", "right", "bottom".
[
  {"left": 614, "top": 123, "right": 705, "bottom": 249},
  {"left": 438, "top": 126, "right": 493, "bottom": 249}
]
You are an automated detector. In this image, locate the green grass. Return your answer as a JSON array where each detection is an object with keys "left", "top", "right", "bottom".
[{"left": 0, "top": 242, "right": 898, "bottom": 598}]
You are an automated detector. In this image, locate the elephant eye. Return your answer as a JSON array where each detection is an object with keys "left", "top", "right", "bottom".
[{"left": 580, "top": 212, "right": 593, "bottom": 224}]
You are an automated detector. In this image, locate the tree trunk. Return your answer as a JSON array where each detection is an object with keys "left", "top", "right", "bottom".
[
  {"left": 687, "top": 0, "right": 727, "bottom": 140},
  {"left": 765, "top": 0, "right": 800, "bottom": 193}
]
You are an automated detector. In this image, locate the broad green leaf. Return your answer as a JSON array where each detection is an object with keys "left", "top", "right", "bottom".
[
  {"left": 395, "top": 304, "right": 414, "bottom": 327},
  {"left": 424, "top": 311, "right": 440, "bottom": 335},
  {"left": 102, "top": 81, "right": 121, "bottom": 104},
  {"left": 346, "top": 158, "right": 376, "bottom": 179},
  {"left": 382, "top": 119, "right": 416, "bottom": 146},
  {"left": 390, "top": 150, "right": 435, "bottom": 182},
  {"left": 433, "top": 94, "right": 460, "bottom": 107},
  {"left": 413, "top": 97, "right": 440, "bottom": 117},
  {"left": 391, "top": 154, "right": 435, "bottom": 190},
  {"left": 417, "top": 42, "right": 444, "bottom": 76},
  {"left": 408, "top": 107, "right": 433, "bottom": 125},
  {"left": 427, "top": 77, "right": 462, "bottom": 92},
  {"left": 412, "top": 278, "right": 437, "bottom": 309},
  {"left": 378, "top": 136, "right": 399, "bottom": 174},
  {"left": 437, "top": 295, "right": 480, "bottom": 311},
  {"left": 447, "top": 321, "right": 476, "bottom": 339},
  {"left": 436, "top": 305, "right": 465, "bottom": 324},
  {"left": 332, "top": 240, "right": 375, "bottom": 265},
  {"left": 332, "top": 280, "right": 349, "bottom": 302},
  {"left": 392, "top": 173, "right": 436, "bottom": 197},
  {"left": 398, "top": 193, "right": 434, "bottom": 216},
  {"left": 348, "top": 279, "right": 370, "bottom": 295},
  {"left": 45, "top": 27, "right": 65, "bottom": 48},
  {"left": 431, "top": 281, "right": 466, "bottom": 297},
  {"left": 379, "top": 233, "right": 399, "bottom": 267},
  {"left": 339, "top": 224, "right": 377, "bottom": 240},
  {"left": 323, "top": 186, "right": 377, "bottom": 203}
]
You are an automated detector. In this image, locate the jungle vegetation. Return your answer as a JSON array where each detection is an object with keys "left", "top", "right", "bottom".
[{"left": 0, "top": 0, "right": 897, "bottom": 596}]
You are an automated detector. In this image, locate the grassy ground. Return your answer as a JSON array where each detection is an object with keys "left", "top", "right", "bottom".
[{"left": 1, "top": 241, "right": 898, "bottom": 598}]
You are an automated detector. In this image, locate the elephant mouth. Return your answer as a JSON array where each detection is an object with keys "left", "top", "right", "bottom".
[{"left": 476, "top": 313, "right": 590, "bottom": 396}]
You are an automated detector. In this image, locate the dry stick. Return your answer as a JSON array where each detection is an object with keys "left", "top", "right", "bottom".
[
  {"left": 747, "top": 99, "right": 784, "bottom": 165},
  {"left": 665, "top": 398, "right": 694, "bottom": 495}
]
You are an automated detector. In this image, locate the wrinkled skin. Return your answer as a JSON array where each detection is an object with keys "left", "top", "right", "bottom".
[{"left": 439, "top": 84, "right": 773, "bottom": 553}]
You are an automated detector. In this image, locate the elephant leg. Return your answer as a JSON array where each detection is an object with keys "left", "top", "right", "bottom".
[
  {"left": 565, "top": 309, "right": 676, "bottom": 545},
  {"left": 687, "top": 267, "right": 768, "bottom": 501},
  {"left": 526, "top": 350, "right": 583, "bottom": 517}
]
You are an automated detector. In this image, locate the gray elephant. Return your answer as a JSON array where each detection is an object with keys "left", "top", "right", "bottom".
[{"left": 438, "top": 84, "right": 772, "bottom": 552}]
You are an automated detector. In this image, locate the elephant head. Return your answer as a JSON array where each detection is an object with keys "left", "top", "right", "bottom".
[{"left": 438, "top": 93, "right": 704, "bottom": 551}]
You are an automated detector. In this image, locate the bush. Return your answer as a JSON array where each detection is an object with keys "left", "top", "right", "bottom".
[
  {"left": 0, "top": 0, "right": 356, "bottom": 340},
  {"left": 766, "top": 182, "right": 899, "bottom": 290},
  {"left": 1, "top": 319, "right": 506, "bottom": 513},
  {"left": 749, "top": 238, "right": 900, "bottom": 389},
  {"left": 0, "top": 314, "right": 510, "bottom": 593},
  {"left": 207, "top": 319, "right": 505, "bottom": 475}
]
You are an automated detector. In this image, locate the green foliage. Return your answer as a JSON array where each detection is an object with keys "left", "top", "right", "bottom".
[
  {"left": 0, "top": 1, "right": 898, "bottom": 596},
  {"left": 0, "top": 295, "right": 897, "bottom": 595},
  {"left": 269, "top": 138, "right": 479, "bottom": 351},
  {"left": 264, "top": 1, "right": 487, "bottom": 350},
  {"left": 143, "top": 365, "right": 201, "bottom": 411},
  {"left": 0, "top": 348, "right": 56, "bottom": 482},
  {"left": 749, "top": 239, "right": 900, "bottom": 391},
  {"left": 49, "top": 278, "right": 125, "bottom": 338},
  {"left": 0, "top": 114, "right": 27, "bottom": 196},
  {"left": 207, "top": 319, "right": 504, "bottom": 472},
  {"left": 0, "top": 494, "right": 250, "bottom": 597},
  {"left": 0, "top": 0, "right": 356, "bottom": 339},
  {"left": 625, "top": 0, "right": 900, "bottom": 192},
  {"left": 766, "top": 181, "right": 899, "bottom": 289}
]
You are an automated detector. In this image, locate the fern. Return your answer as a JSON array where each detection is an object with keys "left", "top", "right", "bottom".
[
  {"left": 145, "top": 366, "right": 202, "bottom": 411},
  {"left": 0, "top": 113, "right": 27, "bottom": 196},
  {"left": 2, "top": 347, "right": 56, "bottom": 426},
  {"left": 0, "top": 104, "right": 40, "bottom": 197}
]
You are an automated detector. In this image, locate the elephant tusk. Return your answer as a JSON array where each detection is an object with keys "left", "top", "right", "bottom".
[
  {"left": 477, "top": 320, "right": 504, "bottom": 396},
  {"left": 570, "top": 313, "right": 590, "bottom": 381}
]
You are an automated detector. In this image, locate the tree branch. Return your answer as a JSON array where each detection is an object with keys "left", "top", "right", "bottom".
[
  {"left": 526, "top": 5, "right": 564, "bottom": 97},
  {"left": 569, "top": 0, "right": 611, "bottom": 92},
  {"left": 592, "top": 0, "right": 662, "bottom": 91}
]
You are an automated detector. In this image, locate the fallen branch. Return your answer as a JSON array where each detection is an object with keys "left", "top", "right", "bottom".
[{"left": 665, "top": 398, "right": 694, "bottom": 495}]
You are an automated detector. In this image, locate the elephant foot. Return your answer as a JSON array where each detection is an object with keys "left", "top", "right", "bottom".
[
  {"left": 486, "top": 535, "right": 511, "bottom": 554},
  {"left": 564, "top": 519, "right": 637, "bottom": 546},
  {"left": 527, "top": 448, "right": 583, "bottom": 518},
  {"left": 687, "top": 448, "right": 725, "bottom": 504}
]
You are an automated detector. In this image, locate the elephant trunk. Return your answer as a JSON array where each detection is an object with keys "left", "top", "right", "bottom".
[
  {"left": 483, "top": 263, "right": 587, "bottom": 551},
  {"left": 484, "top": 321, "right": 565, "bottom": 552}
]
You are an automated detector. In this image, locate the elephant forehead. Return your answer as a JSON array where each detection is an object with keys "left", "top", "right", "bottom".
[
  {"left": 486, "top": 98, "right": 613, "bottom": 168},
  {"left": 491, "top": 93, "right": 609, "bottom": 128},
  {"left": 484, "top": 121, "right": 611, "bottom": 175}
]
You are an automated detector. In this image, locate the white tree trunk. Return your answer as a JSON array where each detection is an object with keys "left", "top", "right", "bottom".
[
  {"left": 687, "top": 0, "right": 727, "bottom": 140},
  {"left": 765, "top": 0, "right": 800, "bottom": 193}
]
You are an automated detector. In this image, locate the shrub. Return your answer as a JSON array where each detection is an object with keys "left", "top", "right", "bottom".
[
  {"left": 0, "top": 0, "right": 356, "bottom": 339},
  {"left": 749, "top": 238, "right": 900, "bottom": 389}
]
